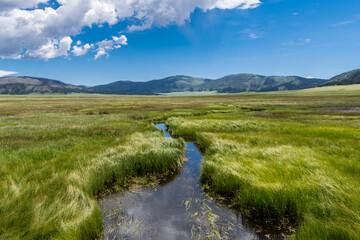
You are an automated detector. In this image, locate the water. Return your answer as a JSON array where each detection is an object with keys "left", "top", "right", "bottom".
[{"left": 99, "top": 124, "right": 270, "bottom": 240}]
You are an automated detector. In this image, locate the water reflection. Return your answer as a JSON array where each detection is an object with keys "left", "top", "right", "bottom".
[{"left": 99, "top": 124, "right": 266, "bottom": 240}]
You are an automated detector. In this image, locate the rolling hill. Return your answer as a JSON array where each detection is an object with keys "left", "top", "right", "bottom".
[
  {"left": 0, "top": 76, "right": 155, "bottom": 95},
  {"left": 201, "top": 74, "right": 326, "bottom": 93},
  {"left": 91, "top": 76, "right": 212, "bottom": 93},
  {"left": 0, "top": 76, "right": 82, "bottom": 94},
  {"left": 2, "top": 70, "right": 359, "bottom": 95},
  {"left": 92, "top": 74, "right": 327, "bottom": 93},
  {"left": 321, "top": 69, "right": 360, "bottom": 86}
]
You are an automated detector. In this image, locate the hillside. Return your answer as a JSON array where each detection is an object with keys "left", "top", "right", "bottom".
[
  {"left": 91, "top": 76, "right": 212, "bottom": 93},
  {"left": 0, "top": 77, "right": 154, "bottom": 95},
  {"left": 0, "top": 76, "right": 83, "bottom": 94},
  {"left": 3, "top": 70, "right": 359, "bottom": 95},
  {"left": 92, "top": 74, "right": 327, "bottom": 94},
  {"left": 202, "top": 74, "right": 326, "bottom": 93},
  {"left": 321, "top": 69, "right": 360, "bottom": 86}
]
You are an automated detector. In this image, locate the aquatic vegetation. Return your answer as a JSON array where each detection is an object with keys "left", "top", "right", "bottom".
[{"left": 184, "top": 197, "right": 239, "bottom": 240}]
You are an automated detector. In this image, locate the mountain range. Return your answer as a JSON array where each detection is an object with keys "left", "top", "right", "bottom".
[
  {"left": 0, "top": 69, "right": 359, "bottom": 95},
  {"left": 90, "top": 74, "right": 328, "bottom": 93},
  {"left": 0, "top": 76, "right": 155, "bottom": 95}
]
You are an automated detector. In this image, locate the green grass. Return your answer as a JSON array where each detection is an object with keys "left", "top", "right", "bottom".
[
  {"left": 166, "top": 111, "right": 360, "bottom": 239},
  {"left": 295, "top": 84, "right": 360, "bottom": 94},
  {"left": 0, "top": 97, "right": 185, "bottom": 239},
  {"left": 1, "top": 88, "right": 360, "bottom": 239},
  {"left": 160, "top": 91, "right": 221, "bottom": 96}
]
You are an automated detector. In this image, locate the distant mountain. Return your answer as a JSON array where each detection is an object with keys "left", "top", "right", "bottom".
[
  {"left": 92, "top": 74, "right": 327, "bottom": 94},
  {"left": 0, "top": 76, "right": 155, "bottom": 95},
  {"left": 201, "top": 74, "right": 326, "bottom": 93},
  {"left": 91, "top": 76, "right": 212, "bottom": 93},
  {"left": 0, "top": 76, "right": 74, "bottom": 88},
  {"left": 0, "top": 76, "right": 82, "bottom": 94},
  {"left": 2, "top": 70, "right": 358, "bottom": 95},
  {"left": 321, "top": 69, "right": 360, "bottom": 86}
]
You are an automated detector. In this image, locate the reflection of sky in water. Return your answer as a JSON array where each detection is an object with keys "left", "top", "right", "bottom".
[
  {"left": 99, "top": 124, "right": 265, "bottom": 240},
  {"left": 155, "top": 124, "right": 172, "bottom": 138}
]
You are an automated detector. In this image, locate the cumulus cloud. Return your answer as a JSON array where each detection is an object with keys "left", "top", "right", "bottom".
[
  {"left": 113, "top": 35, "right": 128, "bottom": 46},
  {"left": 0, "top": 70, "right": 17, "bottom": 77},
  {"left": 0, "top": 0, "right": 261, "bottom": 60},
  {"left": 22, "top": 36, "right": 73, "bottom": 60},
  {"left": 0, "top": 0, "right": 48, "bottom": 11},
  {"left": 73, "top": 43, "right": 91, "bottom": 56},
  {"left": 94, "top": 35, "right": 127, "bottom": 60},
  {"left": 94, "top": 48, "right": 107, "bottom": 60}
]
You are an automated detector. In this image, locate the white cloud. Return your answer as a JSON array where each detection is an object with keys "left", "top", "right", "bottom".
[
  {"left": 0, "top": 0, "right": 48, "bottom": 11},
  {"left": 249, "top": 33, "right": 258, "bottom": 39},
  {"left": 282, "top": 38, "right": 311, "bottom": 46},
  {"left": 0, "top": 70, "right": 17, "bottom": 77},
  {"left": 94, "top": 35, "right": 128, "bottom": 60},
  {"left": 332, "top": 14, "right": 360, "bottom": 27},
  {"left": 94, "top": 49, "right": 107, "bottom": 60},
  {"left": 113, "top": 35, "right": 128, "bottom": 45},
  {"left": 22, "top": 36, "right": 73, "bottom": 60},
  {"left": 97, "top": 39, "right": 115, "bottom": 50},
  {"left": 72, "top": 43, "right": 91, "bottom": 56},
  {"left": 332, "top": 20, "right": 353, "bottom": 27},
  {"left": 0, "top": 0, "right": 261, "bottom": 60}
]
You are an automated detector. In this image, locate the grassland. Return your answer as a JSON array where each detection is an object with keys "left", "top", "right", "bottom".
[
  {"left": 0, "top": 95, "right": 185, "bottom": 239},
  {"left": 1, "top": 86, "right": 360, "bottom": 239}
]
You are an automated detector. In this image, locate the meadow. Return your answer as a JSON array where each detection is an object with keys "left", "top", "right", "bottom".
[{"left": 1, "top": 86, "right": 360, "bottom": 239}]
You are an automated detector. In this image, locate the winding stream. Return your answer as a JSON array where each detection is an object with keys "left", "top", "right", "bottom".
[{"left": 99, "top": 124, "right": 271, "bottom": 240}]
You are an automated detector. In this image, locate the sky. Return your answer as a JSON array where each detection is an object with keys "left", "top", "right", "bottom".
[{"left": 0, "top": 0, "right": 359, "bottom": 86}]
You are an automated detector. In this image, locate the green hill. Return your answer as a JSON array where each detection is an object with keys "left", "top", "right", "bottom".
[
  {"left": 3, "top": 70, "right": 359, "bottom": 95},
  {"left": 202, "top": 74, "right": 326, "bottom": 93},
  {"left": 92, "top": 74, "right": 327, "bottom": 94},
  {"left": 91, "top": 76, "right": 212, "bottom": 93},
  {"left": 321, "top": 69, "right": 360, "bottom": 86},
  {"left": 0, "top": 77, "right": 154, "bottom": 95},
  {"left": 0, "top": 76, "right": 84, "bottom": 94}
]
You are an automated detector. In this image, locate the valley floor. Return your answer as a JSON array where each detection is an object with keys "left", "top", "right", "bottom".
[{"left": 0, "top": 86, "right": 359, "bottom": 239}]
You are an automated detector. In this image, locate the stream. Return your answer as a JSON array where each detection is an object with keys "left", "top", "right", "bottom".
[{"left": 99, "top": 124, "right": 273, "bottom": 240}]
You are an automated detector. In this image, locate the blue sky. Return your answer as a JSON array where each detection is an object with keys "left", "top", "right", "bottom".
[{"left": 0, "top": 0, "right": 359, "bottom": 86}]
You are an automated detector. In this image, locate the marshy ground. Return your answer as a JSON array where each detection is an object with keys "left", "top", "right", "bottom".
[{"left": 0, "top": 85, "right": 360, "bottom": 239}]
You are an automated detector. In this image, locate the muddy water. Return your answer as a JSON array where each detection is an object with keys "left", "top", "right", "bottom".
[{"left": 99, "top": 124, "right": 270, "bottom": 240}]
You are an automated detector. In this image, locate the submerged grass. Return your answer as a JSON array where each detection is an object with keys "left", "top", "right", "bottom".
[{"left": 1, "top": 88, "right": 360, "bottom": 239}]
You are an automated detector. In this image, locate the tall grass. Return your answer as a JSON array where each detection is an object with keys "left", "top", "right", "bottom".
[
  {"left": 167, "top": 117, "right": 360, "bottom": 239},
  {"left": 0, "top": 116, "right": 184, "bottom": 240},
  {"left": 1, "top": 91, "right": 360, "bottom": 239}
]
